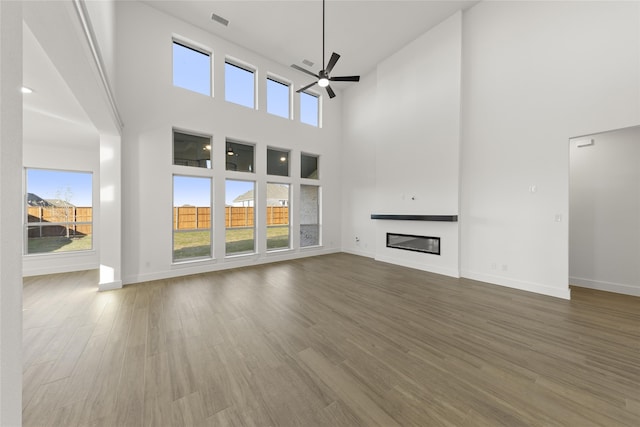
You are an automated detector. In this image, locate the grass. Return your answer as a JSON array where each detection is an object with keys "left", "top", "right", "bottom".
[
  {"left": 173, "top": 226, "right": 290, "bottom": 260},
  {"left": 27, "top": 235, "right": 93, "bottom": 254}
]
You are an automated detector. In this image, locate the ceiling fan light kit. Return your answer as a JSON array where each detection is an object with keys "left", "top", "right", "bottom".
[{"left": 290, "top": 0, "right": 360, "bottom": 99}]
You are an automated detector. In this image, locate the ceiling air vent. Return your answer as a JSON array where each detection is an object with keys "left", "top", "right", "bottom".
[
  {"left": 302, "top": 59, "right": 314, "bottom": 67},
  {"left": 211, "top": 13, "right": 229, "bottom": 27}
]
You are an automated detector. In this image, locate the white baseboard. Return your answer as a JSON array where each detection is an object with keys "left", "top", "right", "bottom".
[
  {"left": 99, "top": 280, "right": 123, "bottom": 292},
  {"left": 569, "top": 276, "right": 640, "bottom": 297},
  {"left": 376, "top": 254, "right": 460, "bottom": 278},
  {"left": 461, "top": 270, "right": 571, "bottom": 300},
  {"left": 342, "top": 247, "right": 375, "bottom": 258},
  {"left": 123, "top": 247, "right": 341, "bottom": 285}
]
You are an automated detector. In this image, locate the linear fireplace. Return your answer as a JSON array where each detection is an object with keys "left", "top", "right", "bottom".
[{"left": 386, "top": 233, "right": 440, "bottom": 255}]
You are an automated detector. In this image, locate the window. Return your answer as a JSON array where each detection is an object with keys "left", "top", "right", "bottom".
[
  {"left": 173, "top": 176, "right": 212, "bottom": 261},
  {"left": 225, "top": 60, "right": 255, "bottom": 108},
  {"left": 267, "top": 148, "right": 289, "bottom": 177},
  {"left": 266, "top": 183, "right": 290, "bottom": 251},
  {"left": 300, "top": 185, "right": 320, "bottom": 247},
  {"left": 267, "top": 77, "right": 290, "bottom": 119},
  {"left": 225, "top": 180, "right": 255, "bottom": 255},
  {"left": 300, "top": 91, "right": 319, "bottom": 127},
  {"left": 301, "top": 153, "right": 319, "bottom": 179},
  {"left": 25, "top": 169, "right": 93, "bottom": 254},
  {"left": 173, "top": 130, "right": 211, "bottom": 168},
  {"left": 173, "top": 41, "right": 211, "bottom": 96},
  {"left": 226, "top": 141, "right": 254, "bottom": 172}
]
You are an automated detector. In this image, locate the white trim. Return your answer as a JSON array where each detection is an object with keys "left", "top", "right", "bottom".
[
  {"left": 123, "top": 247, "right": 340, "bottom": 285},
  {"left": 98, "top": 280, "right": 122, "bottom": 292},
  {"left": 72, "top": 0, "right": 123, "bottom": 130},
  {"left": 569, "top": 276, "right": 640, "bottom": 297},
  {"left": 462, "top": 270, "right": 571, "bottom": 300},
  {"left": 376, "top": 254, "right": 460, "bottom": 278}
]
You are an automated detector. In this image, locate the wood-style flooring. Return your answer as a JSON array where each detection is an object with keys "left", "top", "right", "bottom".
[{"left": 22, "top": 253, "right": 640, "bottom": 426}]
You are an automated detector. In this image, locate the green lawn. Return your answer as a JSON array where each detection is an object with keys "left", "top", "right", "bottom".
[
  {"left": 27, "top": 235, "right": 93, "bottom": 254},
  {"left": 173, "top": 226, "right": 290, "bottom": 260}
]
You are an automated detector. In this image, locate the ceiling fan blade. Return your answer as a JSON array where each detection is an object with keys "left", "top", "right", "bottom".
[
  {"left": 291, "top": 64, "right": 319, "bottom": 79},
  {"left": 325, "top": 52, "right": 340, "bottom": 74},
  {"left": 326, "top": 85, "right": 336, "bottom": 99},
  {"left": 296, "top": 81, "right": 318, "bottom": 93},
  {"left": 330, "top": 75, "right": 360, "bottom": 82}
]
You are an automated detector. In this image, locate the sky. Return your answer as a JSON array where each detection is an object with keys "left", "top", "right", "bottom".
[
  {"left": 27, "top": 169, "right": 93, "bottom": 206},
  {"left": 173, "top": 41, "right": 319, "bottom": 125},
  {"left": 173, "top": 176, "right": 254, "bottom": 207}
]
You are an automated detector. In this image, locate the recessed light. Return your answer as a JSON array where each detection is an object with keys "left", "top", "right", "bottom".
[
  {"left": 211, "top": 13, "right": 229, "bottom": 27},
  {"left": 21, "top": 86, "right": 33, "bottom": 94}
]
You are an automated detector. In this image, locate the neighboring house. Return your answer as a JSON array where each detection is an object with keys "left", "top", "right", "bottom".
[
  {"left": 26, "top": 193, "right": 52, "bottom": 207},
  {"left": 232, "top": 184, "right": 289, "bottom": 207},
  {"left": 45, "top": 199, "right": 76, "bottom": 208}
]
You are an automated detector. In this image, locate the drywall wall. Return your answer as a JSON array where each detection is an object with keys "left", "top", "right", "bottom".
[
  {"left": 570, "top": 126, "right": 640, "bottom": 296},
  {"left": 0, "top": 1, "right": 23, "bottom": 424},
  {"left": 342, "top": 12, "right": 461, "bottom": 276},
  {"left": 460, "top": 1, "right": 640, "bottom": 298},
  {"left": 116, "top": 1, "right": 343, "bottom": 284}
]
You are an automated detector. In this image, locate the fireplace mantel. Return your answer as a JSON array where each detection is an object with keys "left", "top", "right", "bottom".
[{"left": 370, "top": 214, "right": 458, "bottom": 222}]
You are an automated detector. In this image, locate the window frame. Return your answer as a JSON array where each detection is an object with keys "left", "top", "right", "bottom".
[
  {"left": 172, "top": 128, "right": 213, "bottom": 169},
  {"left": 225, "top": 179, "right": 257, "bottom": 257},
  {"left": 225, "top": 139, "right": 256, "bottom": 173},
  {"left": 300, "top": 90, "right": 321, "bottom": 127},
  {"left": 172, "top": 38, "right": 213, "bottom": 97},
  {"left": 300, "top": 184, "right": 321, "bottom": 248},
  {"left": 300, "top": 152, "right": 320, "bottom": 180},
  {"left": 224, "top": 57, "right": 257, "bottom": 109},
  {"left": 24, "top": 167, "right": 94, "bottom": 256},
  {"left": 266, "top": 74, "right": 292, "bottom": 119},
  {"left": 172, "top": 174, "right": 213, "bottom": 262},
  {"left": 266, "top": 182, "right": 291, "bottom": 252}
]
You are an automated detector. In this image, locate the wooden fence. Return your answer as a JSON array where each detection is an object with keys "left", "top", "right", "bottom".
[
  {"left": 27, "top": 206, "right": 93, "bottom": 237},
  {"left": 27, "top": 206, "right": 289, "bottom": 234},
  {"left": 174, "top": 206, "right": 289, "bottom": 230}
]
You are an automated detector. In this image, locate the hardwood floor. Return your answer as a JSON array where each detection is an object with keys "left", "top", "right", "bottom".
[{"left": 22, "top": 253, "right": 640, "bottom": 426}]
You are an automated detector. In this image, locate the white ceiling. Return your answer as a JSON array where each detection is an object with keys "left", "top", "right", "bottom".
[{"left": 144, "top": 0, "right": 478, "bottom": 77}]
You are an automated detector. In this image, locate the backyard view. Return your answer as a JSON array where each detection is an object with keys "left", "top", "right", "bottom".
[{"left": 26, "top": 169, "right": 93, "bottom": 255}]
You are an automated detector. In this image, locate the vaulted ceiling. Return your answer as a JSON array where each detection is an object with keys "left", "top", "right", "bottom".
[{"left": 144, "top": 0, "right": 477, "bottom": 77}]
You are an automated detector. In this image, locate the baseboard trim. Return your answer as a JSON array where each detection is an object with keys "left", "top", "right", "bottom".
[
  {"left": 376, "top": 254, "right": 460, "bottom": 278},
  {"left": 99, "top": 280, "right": 123, "bottom": 292},
  {"left": 123, "top": 248, "right": 341, "bottom": 285},
  {"left": 569, "top": 276, "right": 640, "bottom": 297},
  {"left": 461, "top": 270, "right": 571, "bottom": 300}
]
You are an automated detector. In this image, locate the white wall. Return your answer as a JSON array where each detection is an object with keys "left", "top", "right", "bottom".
[
  {"left": 116, "top": 1, "right": 343, "bottom": 284},
  {"left": 0, "top": 1, "right": 23, "bottom": 424},
  {"left": 460, "top": 1, "right": 640, "bottom": 299},
  {"left": 343, "top": 1, "right": 640, "bottom": 299},
  {"left": 342, "top": 12, "right": 462, "bottom": 277},
  {"left": 570, "top": 126, "right": 640, "bottom": 296}
]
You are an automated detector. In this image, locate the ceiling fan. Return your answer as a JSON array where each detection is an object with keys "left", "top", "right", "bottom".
[{"left": 291, "top": 0, "right": 360, "bottom": 99}]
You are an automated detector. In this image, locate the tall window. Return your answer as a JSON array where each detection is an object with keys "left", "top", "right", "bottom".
[
  {"left": 225, "top": 180, "right": 255, "bottom": 255},
  {"left": 225, "top": 60, "right": 255, "bottom": 108},
  {"left": 267, "top": 77, "right": 290, "bottom": 119},
  {"left": 266, "top": 183, "right": 290, "bottom": 251},
  {"left": 173, "top": 130, "right": 211, "bottom": 168},
  {"left": 267, "top": 148, "right": 290, "bottom": 177},
  {"left": 25, "top": 169, "right": 93, "bottom": 254},
  {"left": 173, "top": 176, "right": 211, "bottom": 261},
  {"left": 300, "top": 185, "right": 320, "bottom": 247},
  {"left": 301, "top": 153, "right": 319, "bottom": 179},
  {"left": 300, "top": 91, "right": 319, "bottom": 127},
  {"left": 172, "top": 41, "right": 211, "bottom": 96}
]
